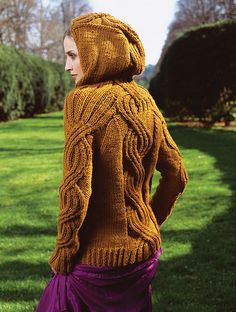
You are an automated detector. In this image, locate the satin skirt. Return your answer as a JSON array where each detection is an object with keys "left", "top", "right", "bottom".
[{"left": 35, "top": 247, "right": 162, "bottom": 312}]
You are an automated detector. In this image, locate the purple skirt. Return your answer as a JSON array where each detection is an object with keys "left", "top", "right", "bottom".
[{"left": 35, "top": 248, "right": 162, "bottom": 312}]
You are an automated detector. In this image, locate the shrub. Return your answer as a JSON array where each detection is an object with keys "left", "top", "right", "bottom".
[
  {"left": 0, "top": 44, "right": 73, "bottom": 121},
  {"left": 149, "top": 19, "right": 236, "bottom": 126}
]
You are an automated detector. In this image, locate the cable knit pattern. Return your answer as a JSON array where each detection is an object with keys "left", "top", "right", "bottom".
[{"left": 48, "top": 13, "right": 189, "bottom": 274}]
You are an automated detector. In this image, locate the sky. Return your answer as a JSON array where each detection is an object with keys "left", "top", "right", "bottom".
[
  {"left": 43, "top": 0, "right": 177, "bottom": 65},
  {"left": 89, "top": 0, "right": 177, "bottom": 65}
]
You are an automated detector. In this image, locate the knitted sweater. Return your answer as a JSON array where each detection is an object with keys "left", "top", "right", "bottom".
[{"left": 48, "top": 13, "right": 189, "bottom": 274}]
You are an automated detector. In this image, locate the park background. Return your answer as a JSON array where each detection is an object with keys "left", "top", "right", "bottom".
[{"left": 0, "top": 0, "right": 235, "bottom": 311}]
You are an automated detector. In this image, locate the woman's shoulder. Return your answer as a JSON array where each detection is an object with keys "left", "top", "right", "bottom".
[{"left": 114, "top": 80, "right": 164, "bottom": 121}]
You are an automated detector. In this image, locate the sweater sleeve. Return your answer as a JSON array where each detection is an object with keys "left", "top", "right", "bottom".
[
  {"left": 48, "top": 95, "right": 94, "bottom": 275},
  {"left": 149, "top": 120, "right": 189, "bottom": 226}
]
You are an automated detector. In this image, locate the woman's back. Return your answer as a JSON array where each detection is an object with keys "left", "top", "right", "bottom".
[
  {"left": 35, "top": 12, "right": 188, "bottom": 312},
  {"left": 49, "top": 78, "right": 187, "bottom": 273},
  {"left": 74, "top": 80, "right": 163, "bottom": 267}
]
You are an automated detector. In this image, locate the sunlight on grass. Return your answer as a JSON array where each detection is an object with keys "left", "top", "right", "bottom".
[
  {"left": 160, "top": 243, "right": 193, "bottom": 260},
  {"left": 0, "top": 111, "right": 235, "bottom": 311}
]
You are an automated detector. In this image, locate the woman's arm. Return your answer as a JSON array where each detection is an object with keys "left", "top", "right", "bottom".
[
  {"left": 48, "top": 94, "right": 94, "bottom": 274},
  {"left": 149, "top": 120, "right": 189, "bottom": 226}
]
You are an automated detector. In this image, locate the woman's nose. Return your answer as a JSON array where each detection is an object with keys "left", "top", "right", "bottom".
[{"left": 65, "top": 58, "right": 72, "bottom": 71}]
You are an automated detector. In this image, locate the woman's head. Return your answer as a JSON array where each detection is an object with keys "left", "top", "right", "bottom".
[
  {"left": 64, "top": 12, "right": 145, "bottom": 87},
  {"left": 63, "top": 29, "right": 84, "bottom": 84}
]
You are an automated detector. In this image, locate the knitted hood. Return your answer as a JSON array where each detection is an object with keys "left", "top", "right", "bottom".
[{"left": 69, "top": 12, "right": 145, "bottom": 86}]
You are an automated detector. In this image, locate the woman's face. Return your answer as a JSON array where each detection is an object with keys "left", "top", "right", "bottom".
[{"left": 63, "top": 35, "right": 84, "bottom": 84}]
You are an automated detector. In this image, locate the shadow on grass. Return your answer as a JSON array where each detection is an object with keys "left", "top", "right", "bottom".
[
  {"left": 1, "top": 123, "right": 235, "bottom": 310},
  {"left": 33, "top": 114, "right": 63, "bottom": 120},
  {"left": 0, "top": 261, "right": 50, "bottom": 282},
  {"left": 0, "top": 147, "right": 62, "bottom": 154},
  {"left": 153, "top": 126, "right": 235, "bottom": 312},
  {"left": 1, "top": 288, "right": 42, "bottom": 302},
  {"left": 0, "top": 261, "right": 51, "bottom": 310},
  {"left": 0, "top": 224, "right": 56, "bottom": 237}
]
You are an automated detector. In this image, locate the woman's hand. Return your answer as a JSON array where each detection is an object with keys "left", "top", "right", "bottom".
[{"left": 51, "top": 266, "right": 57, "bottom": 275}]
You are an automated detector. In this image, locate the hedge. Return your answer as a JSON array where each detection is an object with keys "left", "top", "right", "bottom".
[
  {"left": 149, "top": 19, "right": 236, "bottom": 124},
  {"left": 0, "top": 44, "right": 73, "bottom": 121}
]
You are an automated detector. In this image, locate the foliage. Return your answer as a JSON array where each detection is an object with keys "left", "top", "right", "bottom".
[
  {"left": 154, "top": 0, "right": 236, "bottom": 75},
  {"left": 149, "top": 19, "right": 236, "bottom": 126},
  {"left": 135, "top": 64, "right": 155, "bottom": 89},
  {"left": 0, "top": 44, "right": 73, "bottom": 121}
]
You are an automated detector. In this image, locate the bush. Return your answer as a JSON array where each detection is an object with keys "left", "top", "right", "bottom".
[
  {"left": 149, "top": 19, "right": 236, "bottom": 126},
  {"left": 0, "top": 44, "right": 73, "bottom": 121}
]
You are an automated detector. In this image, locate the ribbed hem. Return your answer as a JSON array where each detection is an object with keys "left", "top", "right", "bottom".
[{"left": 76, "top": 240, "right": 161, "bottom": 267}]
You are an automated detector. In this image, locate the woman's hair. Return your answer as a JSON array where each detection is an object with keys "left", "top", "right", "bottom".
[{"left": 63, "top": 28, "right": 71, "bottom": 40}]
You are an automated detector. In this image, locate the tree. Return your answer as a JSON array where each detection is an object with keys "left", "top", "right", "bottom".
[
  {"left": 61, "top": 0, "right": 92, "bottom": 29},
  {"left": 0, "top": 0, "right": 38, "bottom": 51},
  {"left": 0, "top": 0, "right": 93, "bottom": 63},
  {"left": 152, "top": 0, "right": 236, "bottom": 76}
]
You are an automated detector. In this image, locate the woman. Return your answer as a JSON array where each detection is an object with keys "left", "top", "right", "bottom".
[{"left": 35, "top": 12, "right": 188, "bottom": 312}]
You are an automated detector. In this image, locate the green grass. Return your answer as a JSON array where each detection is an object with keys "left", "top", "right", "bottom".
[
  {"left": 0, "top": 112, "right": 235, "bottom": 311},
  {"left": 152, "top": 123, "right": 236, "bottom": 312}
]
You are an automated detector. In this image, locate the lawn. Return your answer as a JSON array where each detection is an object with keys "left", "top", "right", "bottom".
[{"left": 0, "top": 112, "right": 235, "bottom": 312}]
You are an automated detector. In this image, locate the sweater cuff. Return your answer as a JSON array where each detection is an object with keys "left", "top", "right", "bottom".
[{"left": 48, "top": 243, "right": 79, "bottom": 274}]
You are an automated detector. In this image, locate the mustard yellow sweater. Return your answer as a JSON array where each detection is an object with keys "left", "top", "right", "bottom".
[{"left": 49, "top": 13, "right": 189, "bottom": 274}]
